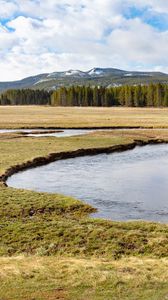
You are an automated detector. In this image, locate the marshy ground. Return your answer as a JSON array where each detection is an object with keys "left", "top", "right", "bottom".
[{"left": 1, "top": 106, "right": 168, "bottom": 299}]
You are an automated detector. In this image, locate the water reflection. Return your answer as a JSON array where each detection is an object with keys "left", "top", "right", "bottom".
[{"left": 0, "top": 128, "right": 95, "bottom": 137}]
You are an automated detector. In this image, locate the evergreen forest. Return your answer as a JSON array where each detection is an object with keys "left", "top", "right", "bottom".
[{"left": 1, "top": 83, "right": 168, "bottom": 107}]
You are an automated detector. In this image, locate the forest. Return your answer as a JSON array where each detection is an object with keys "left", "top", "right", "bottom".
[
  {"left": 0, "top": 89, "right": 51, "bottom": 105},
  {"left": 1, "top": 83, "right": 168, "bottom": 107},
  {"left": 51, "top": 83, "right": 168, "bottom": 107}
]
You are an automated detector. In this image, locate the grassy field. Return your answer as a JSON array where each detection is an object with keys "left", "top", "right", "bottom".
[
  {"left": 1, "top": 106, "right": 168, "bottom": 128},
  {"left": 1, "top": 256, "right": 168, "bottom": 300},
  {"left": 1, "top": 111, "right": 168, "bottom": 299}
]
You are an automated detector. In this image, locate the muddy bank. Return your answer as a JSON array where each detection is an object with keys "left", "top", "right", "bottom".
[
  {"left": 20, "top": 130, "right": 64, "bottom": 135},
  {"left": 0, "top": 125, "right": 155, "bottom": 131},
  {"left": 0, "top": 138, "right": 167, "bottom": 185}
]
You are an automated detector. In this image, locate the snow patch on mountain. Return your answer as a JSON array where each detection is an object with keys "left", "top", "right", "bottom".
[
  {"left": 47, "top": 72, "right": 60, "bottom": 78},
  {"left": 124, "top": 73, "right": 133, "bottom": 77},
  {"left": 65, "top": 70, "right": 83, "bottom": 76},
  {"left": 88, "top": 68, "right": 104, "bottom": 76},
  {"left": 138, "top": 73, "right": 153, "bottom": 77},
  {"left": 34, "top": 78, "right": 54, "bottom": 85}
]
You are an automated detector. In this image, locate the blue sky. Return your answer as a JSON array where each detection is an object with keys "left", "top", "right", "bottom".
[
  {"left": 0, "top": 0, "right": 168, "bottom": 80},
  {"left": 125, "top": 6, "right": 168, "bottom": 31}
]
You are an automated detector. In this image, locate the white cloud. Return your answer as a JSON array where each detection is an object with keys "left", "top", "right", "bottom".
[
  {"left": 0, "top": 0, "right": 18, "bottom": 18},
  {"left": 0, "top": 0, "right": 168, "bottom": 80}
]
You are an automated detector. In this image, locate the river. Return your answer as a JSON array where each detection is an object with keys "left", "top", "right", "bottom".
[{"left": 7, "top": 144, "right": 168, "bottom": 223}]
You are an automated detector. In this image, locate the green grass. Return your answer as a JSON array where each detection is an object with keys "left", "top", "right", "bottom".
[
  {"left": 1, "top": 256, "right": 168, "bottom": 300},
  {"left": 0, "top": 185, "right": 168, "bottom": 258},
  {"left": 1, "top": 183, "right": 168, "bottom": 299},
  {"left": 1, "top": 128, "right": 168, "bottom": 299}
]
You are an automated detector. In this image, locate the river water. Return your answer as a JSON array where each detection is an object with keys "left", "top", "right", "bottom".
[
  {"left": 0, "top": 128, "right": 98, "bottom": 137},
  {"left": 7, "top": 144, "right": 168, "bottom": 223},
  {"left": 1, "top": 128, "right": 165, "bottom": 137}
]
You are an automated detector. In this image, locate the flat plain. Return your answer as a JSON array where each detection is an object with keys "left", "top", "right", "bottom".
[{"left": 1, "top": 106, "right": 168, "bottom": 128}]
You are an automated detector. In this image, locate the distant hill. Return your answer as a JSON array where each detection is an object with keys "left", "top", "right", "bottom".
[{"left": 1, "top": 68, "right": 168, "bottom": 92}]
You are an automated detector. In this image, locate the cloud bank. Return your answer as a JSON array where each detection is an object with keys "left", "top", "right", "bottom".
[{"left": 0, "top": 0, "right": 168, "bottom": 80}]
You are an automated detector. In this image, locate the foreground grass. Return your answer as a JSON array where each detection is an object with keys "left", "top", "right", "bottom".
[
  {"left": 1, "top": 256, "right": 168, "bottom": 300},
  {"left": 1, "top": 185, "right": 168, "bottom": 300},
  {"left": 1, "top": 185, "right": 168, "bottom": 258},
  {"left": 1, "top": 106, "right": 168, "bottom": 128},
  {"left": 1, "top": 129, "right": 168, "bottom": 299}
]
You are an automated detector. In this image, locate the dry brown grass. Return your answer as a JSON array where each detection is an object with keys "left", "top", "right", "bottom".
[
  {"left": 1, "top": 106, "right": 168, "bottom": 128},
  {"left": 1, "top": 256, "right": 168, "bottom": 300}
]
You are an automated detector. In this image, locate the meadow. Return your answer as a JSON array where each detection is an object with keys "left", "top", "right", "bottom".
[
  {"left": 1, "top": 106, "right": 168, "bottom": 128},
  {"left": 1, "top": 106, "right": 168, "bottom": 299}
]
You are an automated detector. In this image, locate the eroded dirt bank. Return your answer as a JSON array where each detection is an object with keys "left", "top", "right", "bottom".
[{"left": 1, "top": 138, "right": 167, "bottom": 185}]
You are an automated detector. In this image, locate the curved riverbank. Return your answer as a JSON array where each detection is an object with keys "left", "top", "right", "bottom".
[{"left": 1, "top": 137, "right": 167, "bottom": 185}]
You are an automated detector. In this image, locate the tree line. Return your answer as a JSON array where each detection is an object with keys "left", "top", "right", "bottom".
[
  {"left": 51, "top": 83, "right": 168, "bottom": 107},
  {"left": 0, "top": 89, "right": 51, "bottom": 105},
  {"left": 1, "top": 83, "right": 168, "bottom": 107}
]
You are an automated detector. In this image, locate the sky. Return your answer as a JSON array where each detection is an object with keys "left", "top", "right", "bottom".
[{"left": 1, "top": 0, "right": 168, "bottom": 81}]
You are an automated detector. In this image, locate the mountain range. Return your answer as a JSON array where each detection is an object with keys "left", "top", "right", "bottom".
[{"left": 1, "top": 67, "right": 168, "bottom": 92}]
